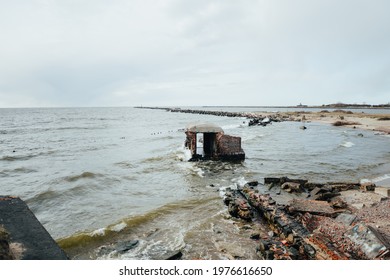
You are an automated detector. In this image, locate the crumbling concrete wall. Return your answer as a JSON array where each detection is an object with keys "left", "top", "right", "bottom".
[
  {"left": 185, "top": 131, "right": 197, "bottom": 153},
  {"left": 185, "top": 131, "right": 245, "bottom": 161},
  {"left": 216, "top": 134, "right": 245, "bottom": 160}
]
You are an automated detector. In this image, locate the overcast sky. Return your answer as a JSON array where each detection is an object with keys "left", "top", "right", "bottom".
[{"left": 0, "top": 0, "right": 389, "bottom": 107}]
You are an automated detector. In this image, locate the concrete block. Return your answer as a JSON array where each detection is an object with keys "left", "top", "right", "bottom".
[
  {"left": 375, "top": 187, "right": 390, "bottom": 197},
  {"left": 0, "top": 196, "right": 68, "bottom": 260},
  {"left": 335, "top": 213, "right": 357, "bottom": 226},
  {"left": 345, "top": 223, "right": 389, "bottom": 259}
]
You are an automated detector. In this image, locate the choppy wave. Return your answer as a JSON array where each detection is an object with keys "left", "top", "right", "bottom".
[
  {"left": 340, "top": 141, "right": 355, "bottom": 148},
  {"left": 114, "top": 161, "right": 136, "bottom": 169},
  {"left": 27, "top": 185, "right": 81, "bottom": 204},
  {"left": 55, "top": 126, "right": 106, "bottom": 131},
  {"left": 0, "top": 155, "right": 36, "bottom": 161},
  {"left": 141, "top": 156, "right": 165, "bottom": 164},
  {"left": 57, "top": 198, "right": 213, "bottom": 251},
  {"left": 64, "top": 172, "right": 102, "bottom": 182},
  {"left": 26, "top": 189, "right": 58, "bottom": 204},
  {"left": 0, "top": 167, "right": 37, "bottom": 177}
]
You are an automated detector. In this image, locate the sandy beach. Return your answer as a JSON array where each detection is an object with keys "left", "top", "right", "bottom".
[{"left": 281, "top": 110, "right": 390, "bottom": 134}]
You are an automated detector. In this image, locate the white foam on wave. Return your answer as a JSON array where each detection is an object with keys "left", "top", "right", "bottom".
[
  {"left": 360, "top": 174, "right": 390, "bottom": 185},
  {"left": 218, "top": 185, "right": 237, "bottom": 198},
  {"left": 340, "top": 141, "right": 355, "bottom": 148},
  {"left": 91, "top": 228, "right": 106, "bottom": 237},
  {"left": 372, "top": 174, "right": 390, "bottom": 183},
  {"left": 175, "top": 145, "right": 192, "bottom": 161},
  {"left": 232, "top": 176, "right": 247, "bottom": 188},
  {"left": 193, "top": 167, "right": 204, "bottom": 177},
  {"left": 110, "top": 222, "right": 127, "bottom": 232}
]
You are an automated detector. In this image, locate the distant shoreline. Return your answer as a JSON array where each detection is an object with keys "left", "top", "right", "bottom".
[{"left": 201, "top": 104, "right": 390, "bottom": 109}]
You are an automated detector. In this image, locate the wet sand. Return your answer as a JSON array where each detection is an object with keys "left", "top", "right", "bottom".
[{"left": 279, "top": 110, "right": 390, "bottom": 134}]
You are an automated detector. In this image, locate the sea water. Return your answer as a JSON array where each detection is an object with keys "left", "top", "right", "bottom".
[{"left": 0, "top": 107, "right": 389, "bottom": 259}]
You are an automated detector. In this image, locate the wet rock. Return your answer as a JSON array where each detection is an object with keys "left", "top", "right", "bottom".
[
  {"left": 281, "top": 182, "right": 301, "bottom": 193},
  {"left": 228, "top": 202, "right": 239, "bottom": 217},
  {"left": 246, "top": 181, "right": 259, "bottom": 187},
  {"left": 115, "top": 240, "right": 139, "bottom": 253},
  {"left": 264, "top": 177, "right": 282, "bottom": 185}
]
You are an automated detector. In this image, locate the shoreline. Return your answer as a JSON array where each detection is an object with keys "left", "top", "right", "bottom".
[
  {"left": 136, "top": 106, "right": 390, "bottom": 135},
  {"left": 279, "top": 110, "right": 390, "bottom": 135}
]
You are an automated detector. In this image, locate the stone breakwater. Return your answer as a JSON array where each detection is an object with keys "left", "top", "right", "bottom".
[
  {"left": 135, "top": 107, "right": 290, "bottom": 126},
  {"left": 135, "top": 107, "right": 390, "bottom": 133}
]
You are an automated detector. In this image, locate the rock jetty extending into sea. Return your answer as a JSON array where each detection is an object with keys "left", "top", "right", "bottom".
[
  {"left": 135, "top": 106, "right": 290, "bottom": 127},
  {"left": 135, "top": 106, "right": 390, "bottom": 133}
]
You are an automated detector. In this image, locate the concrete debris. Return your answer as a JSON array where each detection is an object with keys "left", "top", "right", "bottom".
[
  {"left": 288, "top": 199, "right": 338, "bottom": 216},
  {"left": 345, "top": 224, "right": 389, "bottom": 259},
  {"left": 375, "top": 187, "right": 390, "bottom": 197},
  {"left": 222, "top": 177, "right": 390, "bottom": 260},
  {"left": 335, "top": 213, "right": 357, "bottom": 226}
]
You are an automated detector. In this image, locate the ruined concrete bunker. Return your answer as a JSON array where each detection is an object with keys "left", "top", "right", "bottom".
[{"left": 185, "top": 122, "right": 245, "bottom": 161}]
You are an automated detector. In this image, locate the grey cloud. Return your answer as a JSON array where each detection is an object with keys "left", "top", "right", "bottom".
[{"left": 0, "top": 0, "right": 389, "bottom": 107}]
